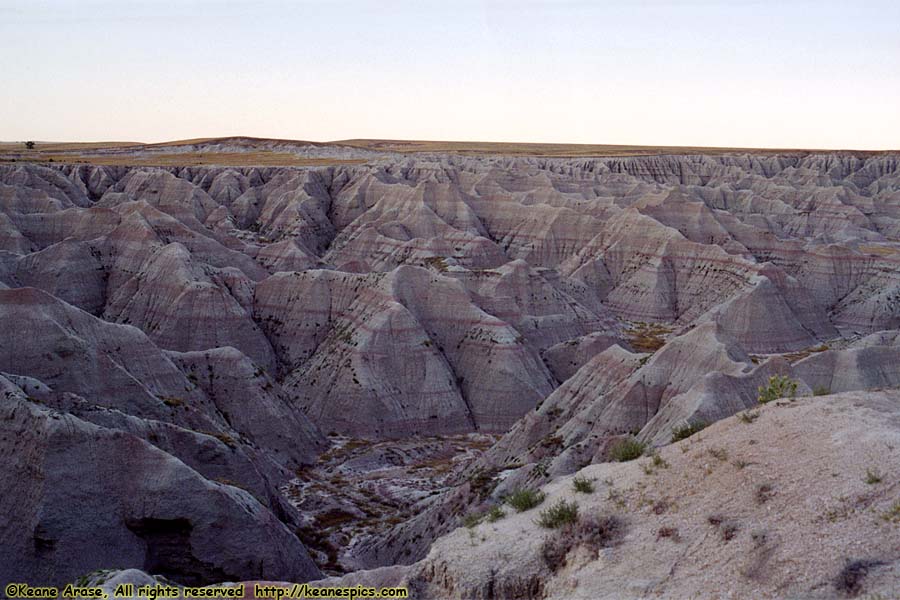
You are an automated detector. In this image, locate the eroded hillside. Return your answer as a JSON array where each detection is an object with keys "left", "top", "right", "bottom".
[{"left": 2, "top": 147, "right": 900, "bottom": 593}]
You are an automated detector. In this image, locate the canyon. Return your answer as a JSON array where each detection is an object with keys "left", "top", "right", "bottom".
[{"left": 2, "top": 139, "right": 899, "bottom": 598}]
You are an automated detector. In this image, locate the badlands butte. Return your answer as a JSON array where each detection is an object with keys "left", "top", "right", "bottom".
[{"left": 2, "top": 137, "right": 900, "bottom": 598}]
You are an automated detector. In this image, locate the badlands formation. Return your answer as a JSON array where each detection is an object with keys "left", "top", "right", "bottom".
[{"left": 2, "top": 139, "right": 900, "bottom": 597}]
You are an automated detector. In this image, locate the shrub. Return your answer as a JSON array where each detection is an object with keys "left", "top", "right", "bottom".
[
  {"left": 462, "top": 511, "right": 484, "bottom": 529},
  {"left": 467, "top": 468, "right": 499, "bottom": 499},
  {"left": 656, "top": 526, "right": 680, "bottom": 542},
  {"left": 671, "top": 421, "right": 707, "bottom": 442},
  {"left": 606, "top": 487, "right": 626, "bottom": 509},
  {"left": 708, "top": 514, "right": 739, "bottom": 541},
  {"left": 537, "top": 499, "right": 579, "bottom": 529},
  {"left": 541, "top": 514, "right": 626, "bottom": 572},
  {"left": 865, "top": 468, "right": 883, "bottom": 485},
  {"left": 505, "top": 488, "right": 545, "bottom": 512},
  {"left": 641, "top": 452, "right": 670, "bottom": 475},
  {"left": 755, "top": 483, "right": 775, "bottom": 504},
  {"left": 720, "top": 521, "right": 739, "bottom": 541},
  {"left": 485, "top": 505, "right": 505, "bottom": 523},
  {"left": 813, "top": 385, "right": 831, "bottom": 396},
  {"left": 626, "top": 322, "right": 672, "bottom": 353},
  {"left": 881, "top": 501, "right": 900, "bottom": 523},
  {"left": 609, "top": 436, "right": 646, "bottom": 462},
  {"left": 739, "top": 410, "right": 760, "bottom": 424},
  {"left": 463, "top": 506, "right": 492, "bottom": 529},
  {"left": 541, "top": 531, "right": 572, "bottom": 573},
  {"left": 708, "top": 447, "right": 728, "bottom": 462},
  {"left": 462, "top": 505, "right": 504, "bottom": 528},
  {"left": 757, "top": 375, "right": 798, "bottom": 404},
  {"left": 531, "top": 462, "right": 549, "bottom": 478},
  {"left": 572, "top": 475, "right": 595, "bottom": 494},
  {"left": 25, "top": 141, "right": 35, "bottom": 150},
  {"left": 834, "top": 559, "right": 885, "bottom": 596},
  {"left": 201, "top": 430, "right": 237, "bottom": 448}
]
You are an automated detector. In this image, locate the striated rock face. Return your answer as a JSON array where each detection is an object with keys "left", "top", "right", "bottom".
[
  {"left": 255, "top": 265, "right": 557, "bottom": 436},
  {"left": 0, "top": 287, "right": 327, "bottom": 580},
  {"left": 0, "top": 286, "right": 209, "bottom": 421},
  {"left": 0, "top": 378, "right": 321, "bottom": 587},
  {"left": 165, "top": 346, "right": 325, "bottom": 471},
  {"left": 3, "top": 155, "right": 900, "bottom": 440},
  {"left": 2, "top": 148, "right": 900, "bottom": 584}
]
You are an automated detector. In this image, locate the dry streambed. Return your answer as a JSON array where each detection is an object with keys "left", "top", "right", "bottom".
[{"left": 283, "top": 433, "right": 497, "bottom": 574}]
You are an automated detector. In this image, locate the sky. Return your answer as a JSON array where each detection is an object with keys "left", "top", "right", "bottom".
[{"left": 1, "top": 0, "right": 899, "bottom": 149}]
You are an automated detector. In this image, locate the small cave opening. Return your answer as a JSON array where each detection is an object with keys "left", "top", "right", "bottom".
[{"left": 125, "top": 517, "right": 229, "bottom": 586}]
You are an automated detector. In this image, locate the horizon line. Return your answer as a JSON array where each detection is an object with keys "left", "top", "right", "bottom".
[{"left": 2, "top": 135, "right": 898, "bottom": 154}]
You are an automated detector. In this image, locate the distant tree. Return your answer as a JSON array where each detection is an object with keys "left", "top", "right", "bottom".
[{"left": 25, "top": 141, "right": 35, "bottom": 150}]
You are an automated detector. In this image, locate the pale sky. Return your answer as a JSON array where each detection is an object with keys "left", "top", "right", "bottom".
[{"left": 2, "top": 0, "right": 899, "bottom": 149}]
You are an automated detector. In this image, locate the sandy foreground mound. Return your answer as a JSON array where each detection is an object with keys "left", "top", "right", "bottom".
[
  {"left": 311, "top": 390, "right": 900, "bottom": 599},
  {"left": 74, "top": 390, "right": 900, "bottom": 599}
]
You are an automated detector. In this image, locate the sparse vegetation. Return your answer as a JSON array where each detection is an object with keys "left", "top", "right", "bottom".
[
  {"left": 755, "top": 483, "right": 775, "bottom": 504},
  {"left": 485, "top": 505, "right": 505, "bottom": 523},
  {"left": 656, "top": 526, "right": 680, "bottom": 542},
  {"left": 572, "top": 475, "right": 595, "bottom": 494},
  {"left": 708, "top": 447, "right": 728, "bottom": 462},
  {"left": 538, "top": 434, "right": 564, "bottom": 450},
  {"left": 541, "top": 514, "right": 626, "bottom": 572},
  {"left": 757, "top": 374, "right": 798, "bottom": 404},
  {"left": 641, "top": 452, "right": 669, "bottom": 475},
  {"left": 201, "top": 430, "right": 237, "bottom": 448},
  {"left": 708, "top": 514, "right": 739, "bottom": 541},
  {"left": 813, "top": 385, "right": 831, "bottom": 396},
  {"left": 505, "top": 488, "right": 545, "bottom": 512},
  {"left": 865, "top": 468, "right": 883, "bottom": 485},
  {"left": 881, "top": 501, "right": 900, "bottom": 523},
  {"left": 720, "top": 521, "right": 740, "bottom": 541},
  {"left": 13, "top": 147, "right": 368, "bottom": 167},
  {"left": 423, "top": 256, "right": 449, "bottom": 272},
  {"left": 739, "top": 410, "right": 760, "bottom": 424},
  {"left": 606, "top": 487, "right": 626, "bottom": 509},
  {"left": 461, "top": 504, "right": 506, "bottom": 528},
  {"left": 296, "top": 524, "right": 340, "bottom": 571},
  {"left": 834, "top": 559, "right": 885, "bottom": 596},
  {"left": 626, "top": 322, "right": 673, "bottom": 353},
  {"left": 651, "top": 453, "right": 669, "bottom": 469},
  {"left": 462, "top": 511, "right": 485, "bottom": 529},
  {"left": 671, "top": 420, "right": 707, "bottom": 442},
  {"left": 160, "top": 396, "right": 183, "bottom": 408},
  {"left": 783, "top": 344, "right": 830, "bottom": 363},
  {"left": 314, "top": 508, "right": 356, "bottom": 529},
  {"left": 531, "top": 461, "right": 549, "bottom": 478},
  {"left": 609, "top": 436, "right": 646, "bottom": 462},
  {"left": 467, "top": 468, "right": 499, "bottom": 500},
  {"left": 536, "top": 499, "right": 579, "bottom": 529}
]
